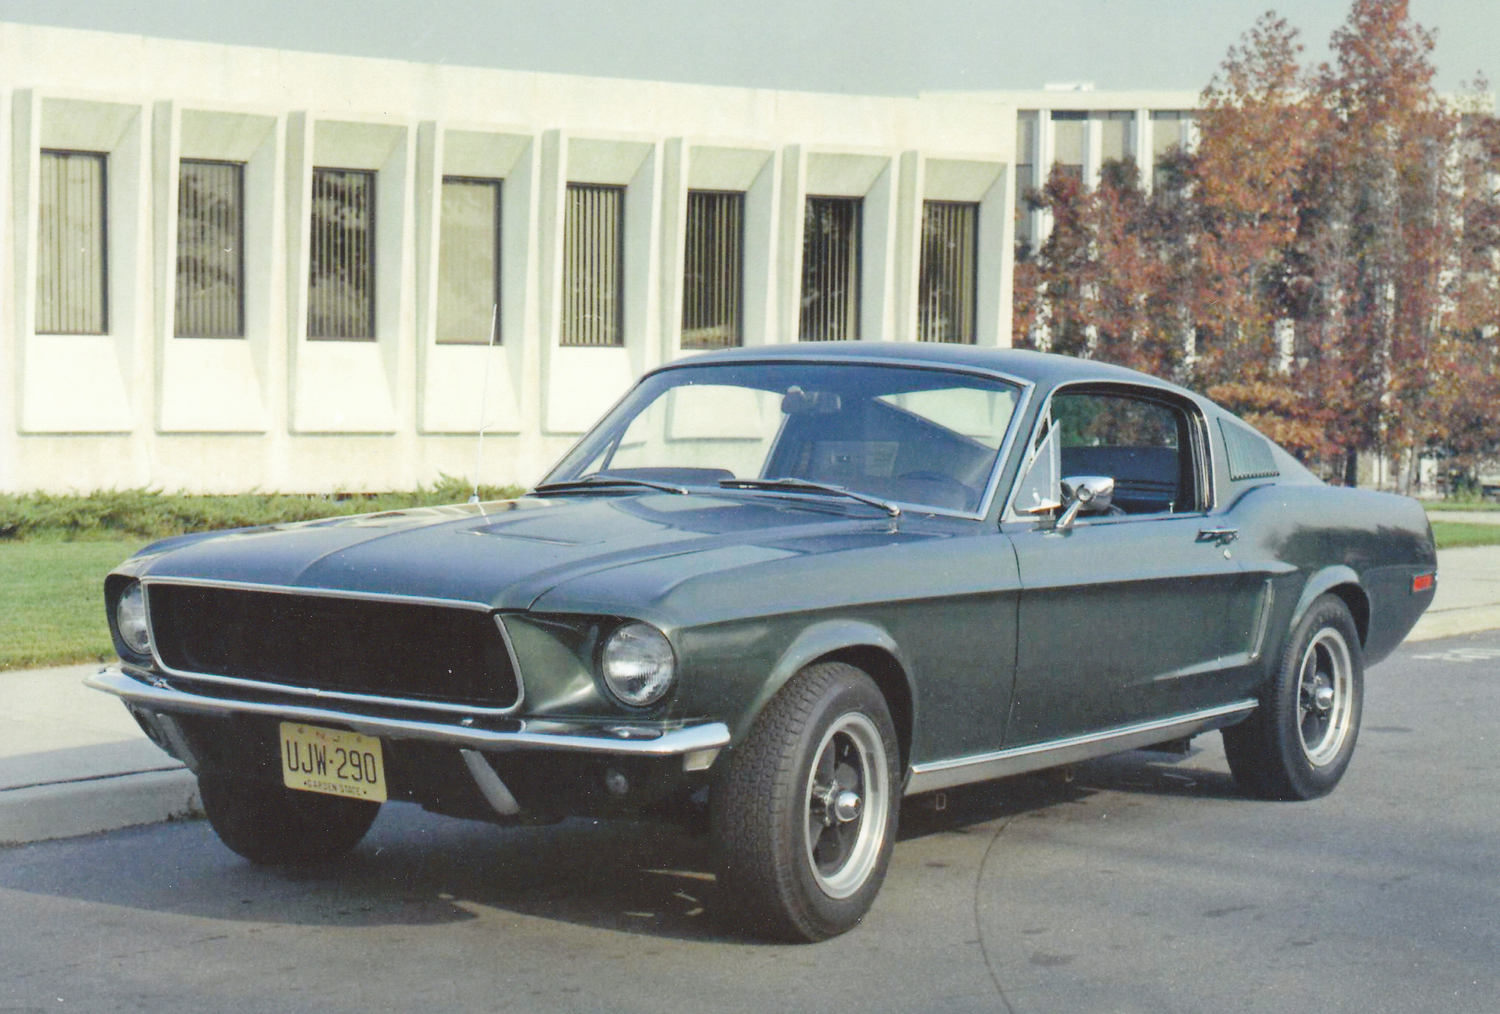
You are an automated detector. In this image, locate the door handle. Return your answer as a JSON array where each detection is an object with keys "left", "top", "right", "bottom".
[{"left": 1197, "top": 527, "right": 1238, "bottom": 545}]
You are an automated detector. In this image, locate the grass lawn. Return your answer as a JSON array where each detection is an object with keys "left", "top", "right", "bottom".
[
  {"left": 1430, "top": 520, "right": 1500, "bottom": 550},
  {"left": 0, "top": 539, "right": 141, "bottom": 670}
]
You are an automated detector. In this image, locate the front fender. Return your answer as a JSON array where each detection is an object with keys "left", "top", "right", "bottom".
[{"left": 731, "top": 619, "right": 916, "bottom": 744}]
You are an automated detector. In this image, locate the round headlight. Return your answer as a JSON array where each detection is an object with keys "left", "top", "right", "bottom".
[
  {"left": 116, "top": 582, "right": 152, "bottom": 656},
  {"left": 600, "top": 622, "right": 676, "bottom": 707}
]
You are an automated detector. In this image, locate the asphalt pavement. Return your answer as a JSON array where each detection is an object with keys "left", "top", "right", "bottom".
[
  {"left": 6, "top": 629, "right": 1498, "bottom": 1013},
  {"left": 3, "top": 538, "right": 1497, "bottom": 847}
]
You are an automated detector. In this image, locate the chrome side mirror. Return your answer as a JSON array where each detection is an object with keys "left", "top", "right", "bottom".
[{"left": 1057, "top": 475, "right": 1115, "bottom": 529}]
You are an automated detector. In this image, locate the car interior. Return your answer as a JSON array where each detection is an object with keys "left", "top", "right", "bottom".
[{"left": 1051, "top": 390, "right": 1199, "bottom": 516}]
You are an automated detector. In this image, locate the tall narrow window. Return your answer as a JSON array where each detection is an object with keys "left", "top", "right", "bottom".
[
  {"left": 1015, "top": 116, "right": 1037, "bottom": 255},
  {"left": 36, "top": 150, "right": 108, "bottom": 335},
  {"left": 438, "top": 176, "right": 502, "bottom": 344},
  {"left": 1099, "top": 111, "right": 1133, "bottom": 164},
  {"left": 1051, "top": 111, "right": 1086, "bottom": 183},
  {"left": 308, "top": 167, "right": 375, "bottom": 340},
  {"left": 918, "top": 201, "right": 978, "bottom": 344},
  {"left": 176, "top": 159, "right": 244, "bottom": 338},
  {"left": 799, "top": 196, "right": 861, "bottom": 341},
  {"left": 1152, "top": 111, "right": 1192, "bottom": 190},
  {"left": 682, "top": 189, "right": 743, "bottom": 349},
  {"left": 562, "top": 183, "right": 624, "bottom": 347}
]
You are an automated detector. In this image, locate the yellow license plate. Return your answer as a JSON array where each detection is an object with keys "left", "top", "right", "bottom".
[{"left": 279, "top": 722, "right": 387, "bottom": 802}]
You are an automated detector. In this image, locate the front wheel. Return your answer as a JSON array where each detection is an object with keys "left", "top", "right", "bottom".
[
  {"left": 199, "top": 772, "right": 381, "bottom": 865},
  {"left": 1223, "top": 594, "right": 1364, "bottom": 800},
  {"left": 711, "top": 662, "right": 900, "bottom": 942}
]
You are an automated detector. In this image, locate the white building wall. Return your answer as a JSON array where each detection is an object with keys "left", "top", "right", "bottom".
[
  {"left": 0, "top": 22, "right": 1017, "bottom": 494},
  {"left": 928, "top": 87, "right": 1201, "bottom": 252}
]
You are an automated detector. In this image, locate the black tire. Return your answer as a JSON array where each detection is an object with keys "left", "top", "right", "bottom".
[
  {"left": 1223, "top": 594, "right": 1364, "bottom": 800},
  {"left": 711, "top": 662, "right": 900, "bottom": 942},
  {"left": 199, "top": 772, "right": 380, "bottom": 866}
]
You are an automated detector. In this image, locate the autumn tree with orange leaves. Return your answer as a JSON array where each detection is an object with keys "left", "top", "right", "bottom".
[
  {"left": 1015, "top": 0, "right": 1500, "bottom": 490},
  {"left": 1296, "top": 0, "right": 1466, "bottom": 486},
  {"left": 1020, "top": 158, "right": 1193, "bottom": 381},
  {"left": 1191, "top": 13, "right": 1325, "bottom": 456}
]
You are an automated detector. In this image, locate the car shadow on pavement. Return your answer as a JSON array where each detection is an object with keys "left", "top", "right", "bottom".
[
  {"left": 897, "top": 746, "right": 1246, "bottom": 842},
  {"left": 1071, "top": 748, "right": 1247, "bottom": 799},
  {"left": 1, "top": 747, "right": 1246, "bottom": 945},
  {"left": 0, "top": 806, "right": 759, "bottom": 944},
  {"left": 338, "top": 810, "right": 737, "bottom": 942}
]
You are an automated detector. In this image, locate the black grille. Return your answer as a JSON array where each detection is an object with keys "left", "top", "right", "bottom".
[{"left": 147, "top": 584, "right": 519, "bottom": 710}]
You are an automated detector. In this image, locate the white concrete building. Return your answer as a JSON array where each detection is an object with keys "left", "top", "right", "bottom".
[
  {"left": 1, "top": 22, "right": 1019, "bottom": 494},
  {"left": 928, "top": 85, "right": 1201, "bottom": 255}
]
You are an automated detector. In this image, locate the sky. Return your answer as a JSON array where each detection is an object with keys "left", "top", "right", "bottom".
[{"left": 0, "top": 0, "right": 1496, "bottom": 98}]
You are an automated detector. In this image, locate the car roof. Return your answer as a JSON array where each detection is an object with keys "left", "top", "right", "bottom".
[{"left": 659, "top": 342, "right": 1196, "bottom": 401}]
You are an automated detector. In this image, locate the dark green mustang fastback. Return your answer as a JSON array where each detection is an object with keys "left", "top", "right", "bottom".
[{"left": 90, "top": 343, "right": 1436, "bottom": 941}]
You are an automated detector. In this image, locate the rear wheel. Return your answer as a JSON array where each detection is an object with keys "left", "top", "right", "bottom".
[
  {"left": 712, "top": 662, "right": 900, "bottom": 942},
  {"left": 1223, "top": 594, "right": 1363, "bottom": 800},
  {"left": 199, "top": 772, "right": 380, "bottom": 865}
]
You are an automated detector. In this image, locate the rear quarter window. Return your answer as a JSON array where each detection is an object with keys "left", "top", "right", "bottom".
[{"left": 1219, "top": 418, "right": 1280, "bottom": 481}]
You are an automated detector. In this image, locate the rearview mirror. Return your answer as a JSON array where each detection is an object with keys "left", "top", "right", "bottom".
[{"left": 781, "top": 386, "right": 842, "bottom": 415}]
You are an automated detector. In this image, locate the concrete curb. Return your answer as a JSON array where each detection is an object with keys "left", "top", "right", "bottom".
[
  {"left": 1408, "top": 544, "right": 1500, "bottom": 642},
  {"left": 0, "top": 767, "right": 201, "bottom": 846},
  {"left": 1408, "top": 605, "right": 1500, "bottom": 642}
]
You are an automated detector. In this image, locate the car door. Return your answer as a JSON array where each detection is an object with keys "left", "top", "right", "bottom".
[{"left": 1003, "top": 386, "right": 1251, "bottom": 748}]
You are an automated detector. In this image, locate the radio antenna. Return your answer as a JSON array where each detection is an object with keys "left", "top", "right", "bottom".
[{"left": 468, "top": 305, "right": 499, "bottom": 505}]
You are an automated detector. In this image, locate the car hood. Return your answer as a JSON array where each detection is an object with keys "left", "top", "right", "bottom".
[{"left": 125, "top": 493, "right": 911, "bottom": 611}]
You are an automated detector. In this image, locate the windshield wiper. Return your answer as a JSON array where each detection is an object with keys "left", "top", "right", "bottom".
[
  {"left": 532, "top": 476, "right": 690, "bottom": 496},
  {"left": 718, "top": 478, "right": 901, "bottom": 517}
]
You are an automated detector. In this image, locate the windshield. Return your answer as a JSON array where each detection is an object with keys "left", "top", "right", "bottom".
[{"left": 541, "top": 361, "right": 1022, "bottom": 515}]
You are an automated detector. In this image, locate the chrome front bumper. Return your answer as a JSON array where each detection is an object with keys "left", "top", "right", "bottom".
[{"left": 86, "top": 665, "right": 730, "bottom": 765}]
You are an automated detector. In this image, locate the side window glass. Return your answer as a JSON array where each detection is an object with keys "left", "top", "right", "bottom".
[{"left": 1051, "top": 391, "right": 1195, "bottom": 515}]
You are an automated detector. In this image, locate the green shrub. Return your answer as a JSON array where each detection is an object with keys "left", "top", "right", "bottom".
[{"left": 0, "top": 477, "right": 525, "bottom": 542}]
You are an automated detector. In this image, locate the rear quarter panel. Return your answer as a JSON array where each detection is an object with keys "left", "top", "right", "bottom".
[{"left": 1227, "top": 483, "right": 1436, "bottom": 670}]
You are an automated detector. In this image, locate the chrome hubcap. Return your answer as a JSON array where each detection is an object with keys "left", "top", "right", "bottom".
[
  {"left": 805, "top": 713, "right": 888, "bottom": 900},
  {"left": 1313, "top": 680, "right": 1335, "bottom": 712},
  {"left": 812, "top": 779, "right": 860, "bottom": 827},
  {"left": 1298, "top": 628, "right": 1354, "bottom": 766},
  {"left": 834, "top": 789, "right": 862, "bottom": 823}
]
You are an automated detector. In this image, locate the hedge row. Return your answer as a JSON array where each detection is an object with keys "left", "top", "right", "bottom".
[{"left": 0, "top": 476, "right": 525, "bottom": 541}]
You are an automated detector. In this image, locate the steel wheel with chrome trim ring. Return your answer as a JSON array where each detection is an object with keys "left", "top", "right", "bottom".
[
  {"left": 1298, "top": 626, "right": 1355, "bottom": 766},
  {"left": 804, "top": 711, "right": 889, "bottom": 899},
  {"left": 1223, "top": 593, "right": 1365, "bottom": 801},
  {"left": 712, "top": 661, "right": 900, "bottom": 942}
]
